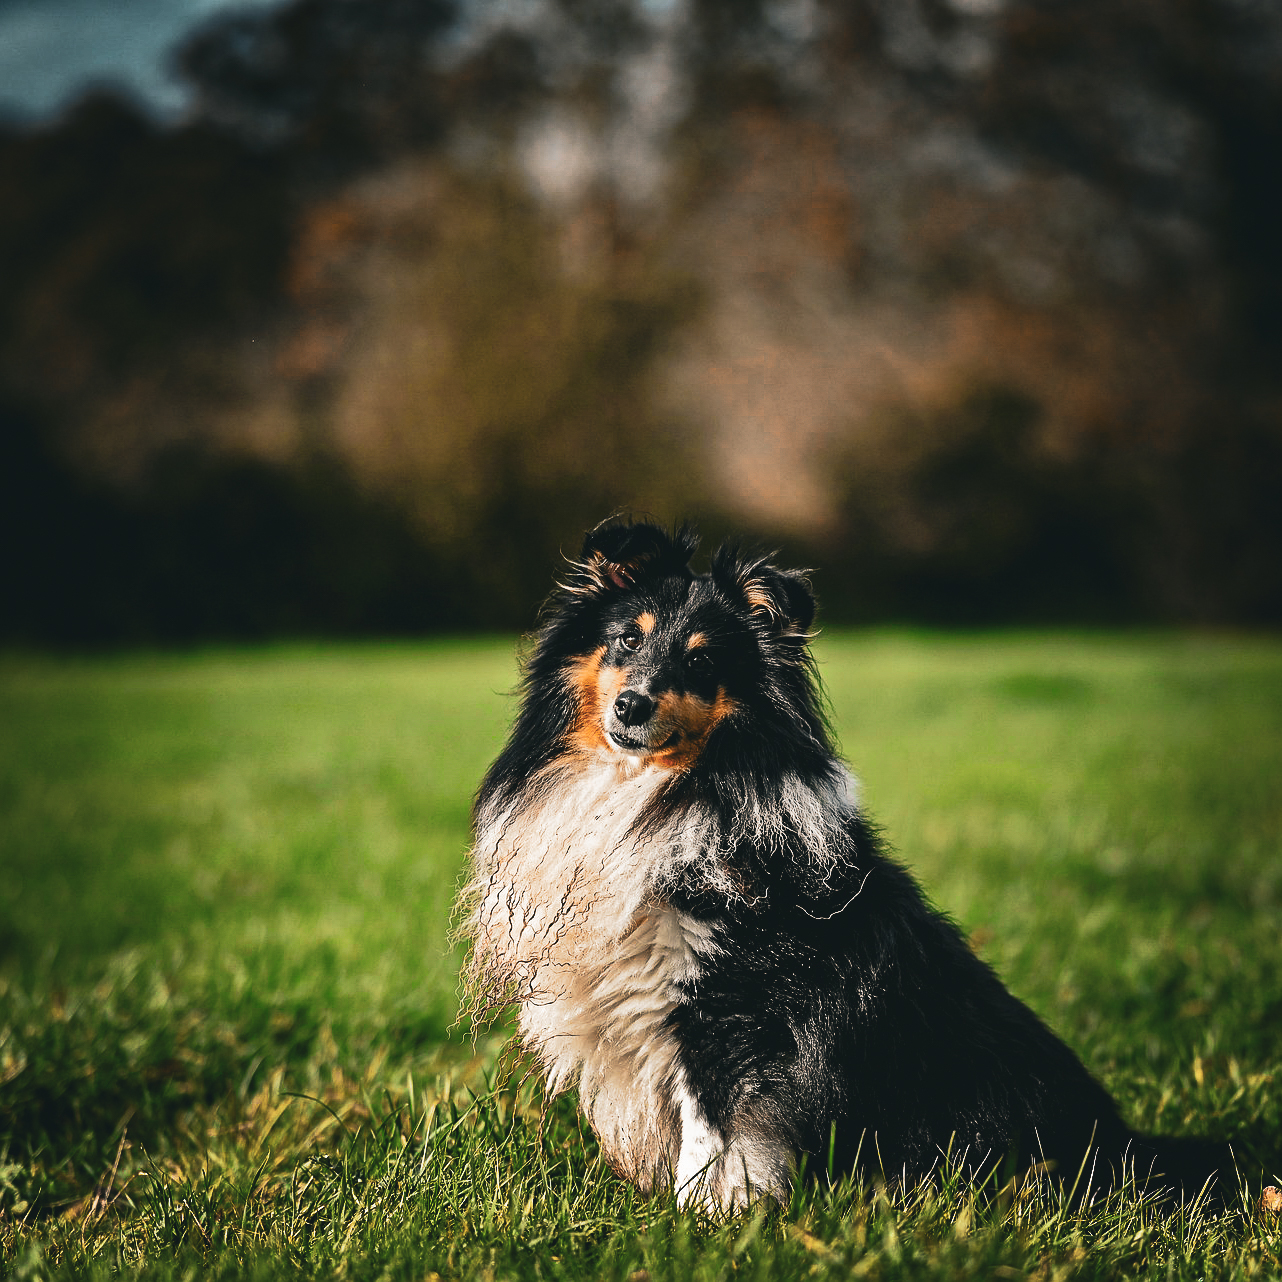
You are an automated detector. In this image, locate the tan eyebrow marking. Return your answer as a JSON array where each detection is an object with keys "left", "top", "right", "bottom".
[
  {"left": 636, "top": 612, "right": 656, "bottom": 634},
  {"left": 685, "top": 632, "right": 708, "bottom": 650}
]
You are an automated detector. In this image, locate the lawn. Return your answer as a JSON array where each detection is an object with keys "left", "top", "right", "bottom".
[{"left": 1, "top": 632, "right": 1280, "bottom": 1279}]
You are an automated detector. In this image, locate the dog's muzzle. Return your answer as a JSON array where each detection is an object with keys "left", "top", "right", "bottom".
[
  {"left": 606, "top": 688, "right": 677, "bottom": 753},
  {"left": 613, "top": 689, "right": 655, "bottom": 727}
]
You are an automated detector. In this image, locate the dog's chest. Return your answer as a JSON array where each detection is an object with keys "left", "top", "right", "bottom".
[
  {"left": 470, "top": 758, "right": 718, "bottom": 1183},
  {"left": 472, "top": 758, "right": 679, "bottom": 961},
  {"left": 525, "top": 902, "right": 716, "bottom": 1187}
]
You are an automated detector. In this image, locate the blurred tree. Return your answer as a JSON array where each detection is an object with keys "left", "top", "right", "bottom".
[
  {"left": 0, "top": 93, "right": 292, "bottom": 417},
  {"left": 813, "top": 0, "right": 1282, "bottom": 374},
  {"left": 0, "top": 395, "right": 457, "bottom": 644},
  {"left": 179, "top": 0, "right": 456, "bottom": 174},
  {"left": 303, "top": 167, "right": 706, "bottom": 625},
  {"left": 821, "top": 387, "right": 1126, "bottom": 623},
  {"left": 2, "top": 0, "right": 1280, "bottom": 638}
]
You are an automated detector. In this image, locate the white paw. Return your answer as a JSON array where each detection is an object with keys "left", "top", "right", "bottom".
[{"left": 674, "top": 1083, "right": 792, "bottom": 1211}]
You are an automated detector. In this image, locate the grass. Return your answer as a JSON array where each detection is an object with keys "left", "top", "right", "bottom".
[{"left": 1, "top": 631, "right": 1280, "bottom": 1280}]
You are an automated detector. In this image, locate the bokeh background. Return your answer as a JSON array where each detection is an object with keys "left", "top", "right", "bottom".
[{"left": 3, "top": 0, "right": 1281, "bottom": 642}]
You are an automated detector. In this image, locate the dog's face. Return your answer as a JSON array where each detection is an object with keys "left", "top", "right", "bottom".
[
  {"left": 559, "top": 521, "right": 815, "bottom": 771},
  {"left": 569, "top": 578, "right": 743, "bottom": 769}
]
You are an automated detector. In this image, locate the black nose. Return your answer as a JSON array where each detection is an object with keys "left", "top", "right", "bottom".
[{"left": 613, "top": 689, "right": 656, "bottom": 727}]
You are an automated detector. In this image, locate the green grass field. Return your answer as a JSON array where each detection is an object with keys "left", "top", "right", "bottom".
[{"left": 2, "top": 633, "right": 1280, "bottom": 1280}]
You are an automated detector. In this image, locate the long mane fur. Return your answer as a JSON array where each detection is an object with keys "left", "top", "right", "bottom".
[{"left": 457, "top": 524, "right": 865, "bottom": 1032}]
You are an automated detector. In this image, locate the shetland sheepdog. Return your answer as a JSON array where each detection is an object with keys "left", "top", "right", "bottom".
[{"left": 458, "top": 519, "right": 1231, "bottom": 1209}]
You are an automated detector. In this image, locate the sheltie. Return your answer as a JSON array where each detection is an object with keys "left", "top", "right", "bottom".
[{"left": 458, "top": 518, "right": 1231, "bottom": 1209}]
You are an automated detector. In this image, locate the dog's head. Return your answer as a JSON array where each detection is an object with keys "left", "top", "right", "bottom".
[{"left": 555, "top": 520, "right": 817, "bottom": 770}]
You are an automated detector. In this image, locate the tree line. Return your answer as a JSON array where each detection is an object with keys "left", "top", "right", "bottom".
[{"left": 2, "top": 0, "right": 1279, "bottom": 641}]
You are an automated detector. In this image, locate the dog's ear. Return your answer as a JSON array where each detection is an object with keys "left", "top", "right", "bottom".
[
  {"left": 570, "top": 520, "right": 699, "bottom": 596},
  {"left": 711, "top": 546, "right": 815, "bottom": 637}
]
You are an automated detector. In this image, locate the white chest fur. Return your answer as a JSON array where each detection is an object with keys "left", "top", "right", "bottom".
[{"left": 464, "top": 758, "right": 719, "bottom": 1187}]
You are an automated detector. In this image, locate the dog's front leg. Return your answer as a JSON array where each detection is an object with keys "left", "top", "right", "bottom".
[{"left": 671, "top": 1068, "right": 793, "bottom": 1211}]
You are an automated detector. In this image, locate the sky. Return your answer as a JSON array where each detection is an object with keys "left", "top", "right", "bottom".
[
  {"left": 0, "top": 0, "right": 692, "bottom": 124},
  {"left": 0, "top": 0, "right": 287, "bottom": 121}
]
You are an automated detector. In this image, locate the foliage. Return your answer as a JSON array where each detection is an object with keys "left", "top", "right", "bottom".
[
  {"left": 1, "top": 635, "right": 1280, "bottom": 1278},
  {"left": 4, "top": 2, "right": 1282, "bottom": 637},
  {"left": 819, "top": 387, "right": 1282, "bottom": 624},
  {"left": 0, "top": 417, "right": 457, "bottom": 644}
]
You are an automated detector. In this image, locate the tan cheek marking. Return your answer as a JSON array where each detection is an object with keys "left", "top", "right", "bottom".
[
  {"left": 651, "top": 689, "right": 738, "bottom": 771},
  {"left": 565, "top": 647, "right": 611, "bottom": 753},
  {"left": 637, "top": 612, "right": 657, "bottom": 635}
]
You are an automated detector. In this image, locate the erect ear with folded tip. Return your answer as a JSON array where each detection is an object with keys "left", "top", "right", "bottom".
[
  {"left": 712, "top": 548, "right": 816, "bottom": 636},
  {"left": 572, "top": 520, "right": 700, "bottom": 596}
]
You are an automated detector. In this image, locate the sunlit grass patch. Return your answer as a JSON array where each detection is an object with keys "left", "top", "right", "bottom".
[
  {"left": 9, "top": 1066, "right": 1282, "bottom": 1281},
  {"left": 2, "top": 634, "right": 1280, "bottom": 1279}
]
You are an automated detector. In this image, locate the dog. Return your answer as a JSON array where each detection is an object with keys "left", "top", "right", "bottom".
[{"left": 458, "top": 518, "right": 1232, "bottom": 1209}]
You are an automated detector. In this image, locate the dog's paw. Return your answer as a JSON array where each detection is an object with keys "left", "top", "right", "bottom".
[{"left": 675, "top": 1131, "right": 791, "bottom": 1212}]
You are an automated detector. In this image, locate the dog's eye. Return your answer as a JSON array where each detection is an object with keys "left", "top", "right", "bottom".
[
  {"left": 686, "top": 649, "right": 713, "bottom": 673},
  {"left": 619, "top": 630, "right": 643, "bottom": 652}
]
